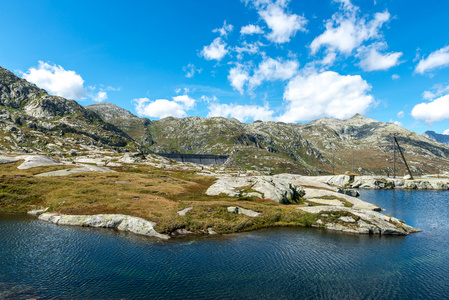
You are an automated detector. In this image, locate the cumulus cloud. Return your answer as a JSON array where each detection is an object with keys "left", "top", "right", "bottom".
[
  {"left": 133, "top": 95, "right": 196, "bottom": 119},
  {"left": 357, "top": 42, "right": 402, "bottom": 71},
  {"left": 240, "top": 24, "right": 264, "bottom": 35},
  {"left": 392, "top": 74, "right": 400, "bottom": 80},
  {"left": 92, "top": 91, "right": 108, "bottom": 103},
  {"left": 207, "top": 102, "right": 274, "bottom": 122},
  {"left": 310, "top": 1, "right": 390, "bottom": 56},
  {"left": 234, "top": 41, "right": 262, "bottom": 60},
  {"left": 213, "top": 20, "right": 234, "bottom": 38},
  {"left": 248, "top": 57, "right": 299, "bottom": 90},
  {"left": 247, "top": 0, "right": 307, "bottom": 44},
  {"left": 397, "top": 111, "right": 404, "bottom": 118},
  {"left": 422, "top": 84, "right": 449, "bottom": 100},
  {"left": 443, "top": 129, "right": 449, "bottom": 135},
  {"left": 200, "top": 37, "right": 228, "bottom": 61},
  {"left": 22, "top": 61, "right": 86, "bottom": 100},
  {"left": 411, "top": 95, "right": 449, "bottom": 124},
  {"left": 228, "top": 64, "right": 251, "bottom": 94},
  {"left": 228, "top": 57, "right": 299, "bottom": 94},
  {"left": 280, "top": 70, "right": 374, "bottom": 122},
  {"left": 183, "top": 63, "right": 202, "bottom": 78},
  {"left": 415, "top": 46, "right": 449, "bottom": 74}
]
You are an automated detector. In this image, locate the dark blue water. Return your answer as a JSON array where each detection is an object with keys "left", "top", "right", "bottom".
[{"left": 1, "top": 190, "right": 448, "bottom": 299}]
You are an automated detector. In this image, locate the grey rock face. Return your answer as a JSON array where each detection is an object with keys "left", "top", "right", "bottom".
[
  {"left": 207, "top": 175, "right": 305, "bottom": 204},
  {"left": 38, "top": 213, "right": 169, "bottom": 239}
]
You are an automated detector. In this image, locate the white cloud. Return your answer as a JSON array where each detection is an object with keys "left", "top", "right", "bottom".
[
  {"left": 397, "top": 111, "right": 404, "bottom": 118},
  {"left": 200, "top": 37, "right": 228, "bottom": 61},
  {"left": 92, "top": 91, "right": 107, "bottom": 103},
  {"left": 133, "top": 95, "right": 196, "bottom": 119},
  {"left": 228, "top": 64, "right": 251, "bottom": 94},
  {"left": 393, "top": 120, "right": 403, "bottom": 127},
  {"left": 234, "top": 41, "right": 262, "bottom": 60},
  {"left": 248, "top": 57, "right": 299, "bottom": 90},
  {"left": 22, "top": 61, "right": 86, "bottom": 100},
  {"left": 228, "top": 57, "right": 299, "bottom": 93},
  {"left": 207, "top": 102, "right": 274, "bottom": 122},
  {"left": 422, "top": 84, "right": 449, "bottom": 100},
  {"left": 357, "top": 43, "right": 402, "bottom": 71},
  {"left": 422, "top": 91, "right": 436, "bottom": 100},
  {"left": 443, "top": 129, "right": 449, "bottom": 135},
  {"left": 249, "top": 0, "right": 307, "bottom": 44},
  {"left": 415, "top": 46, "right": 449, "bottom": 74},
  {"left": 411, "top": 95, "right": 449, "bottom": 124},
  {"left": 280, "top": 70, "right": 374, "bottom": 122},
  {"left": 200, "top": 95, "right": 218, "bottom": 103},
  {"left": 183, "top": 63, "right": 202, "bottom": 78},
  {"left": 213, "top": 20, "right": 234, "bottom": 38},
  {"left": 392, "top": 74, "right": 400, "bottom": 80},
  {"left": 310, "top": 1, "right": 390, "bottom": 56},
  {"left": 240, "top": 24, "right": 264, "bottom": 35}
]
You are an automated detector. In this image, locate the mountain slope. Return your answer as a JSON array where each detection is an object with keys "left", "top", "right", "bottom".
[{"left": 0, "top": 67, "right": 134, "bottom": 154}]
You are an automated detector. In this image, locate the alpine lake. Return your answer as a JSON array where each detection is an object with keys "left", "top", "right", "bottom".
[{"left": 1, "top": 189, "right": 448, "bottom": 299}]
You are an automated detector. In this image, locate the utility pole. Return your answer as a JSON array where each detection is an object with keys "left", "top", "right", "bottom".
[
  {"left": 393, "top": 134, "right": 396, "bottom": 178},
  {"left": 394, "top": 136, "right": 414, "bottom": 180},
  {"left": 352, "top": 150, "right": 354, "bottom": 173}
]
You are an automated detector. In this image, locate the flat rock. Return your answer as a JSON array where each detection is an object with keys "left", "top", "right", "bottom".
[
  {"left": 227, "top": 206, "right": 260, "bottom": 217},
  {"left": 177, "top": 207, "right": 193, "bottom": 216},
  {"left": 38, "top": 213, "right": 169, "bottom": 239},
  {"left": 16, "top": 155, "right": 61, "bottom": 169},
  {"left": 35, "top": 165, "right": 113, "bottom": 177},
  {"left": 0, "top": 155, "right": 20, "bottom": 164}
]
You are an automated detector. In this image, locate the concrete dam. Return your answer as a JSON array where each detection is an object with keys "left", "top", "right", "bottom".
[{"left": 156, "top": 153, "right": 229, "bottom": 165}]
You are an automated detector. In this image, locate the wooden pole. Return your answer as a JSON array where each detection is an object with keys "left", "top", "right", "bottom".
[
  {"left": 393, "top": 135, "right": 396, "bottom": 178},
  {"left": 394, "top": 137, "right": 414, "bottom": 180}
]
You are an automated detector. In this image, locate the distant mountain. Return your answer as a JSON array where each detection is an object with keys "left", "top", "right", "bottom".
[
  {"left": 2, "top": 65, "right": 449, "bottom": 175},
  {"left": 422, "top": 131, "right": 449, "bottom": 146}
]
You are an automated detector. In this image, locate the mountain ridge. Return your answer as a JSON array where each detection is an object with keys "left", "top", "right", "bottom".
[{"left": 1, "top": 65, "right": 449, "bottom": 175}]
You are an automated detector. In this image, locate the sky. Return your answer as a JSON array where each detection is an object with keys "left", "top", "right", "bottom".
[{"left": 1, "top": 0, "right": 449, "bottom": 135}]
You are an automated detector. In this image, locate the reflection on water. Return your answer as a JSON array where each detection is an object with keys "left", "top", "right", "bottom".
[{"left": 1, "top": 190, "right": 448, "bottom": 299}]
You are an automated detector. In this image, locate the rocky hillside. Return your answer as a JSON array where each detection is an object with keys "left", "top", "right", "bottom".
[
  {"left": 422, "top": 131, "right": 449, "bottom": 146},
  {"left": 87, "top": 103, "right": 449, "bottom": 175},
  {"left": 0, "top": 67, "right": 135, "bottom": 154}
]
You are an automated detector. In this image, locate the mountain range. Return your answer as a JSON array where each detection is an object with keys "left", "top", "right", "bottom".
[{"left": 1, "top": 65, "right": 449, "bottom": 175}]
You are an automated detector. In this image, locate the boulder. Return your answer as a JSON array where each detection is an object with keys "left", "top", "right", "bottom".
[{"left": 206, "top": 175, "right": 304, "bottom": 204}]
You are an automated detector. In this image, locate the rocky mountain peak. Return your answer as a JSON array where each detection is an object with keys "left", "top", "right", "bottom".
[
  {"left": 0, "top": 66, "right": 47, "bottom": 109},
  {"left": 86, "top": 102, "right": 138, "bottom": 121},
  {"left": 423, "top": 131, "right": 449, "bottom": 145}
]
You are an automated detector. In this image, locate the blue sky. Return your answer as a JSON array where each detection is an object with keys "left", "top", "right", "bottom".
[{"left": 1, "top": 0, "right": 449, "bottom": 134}]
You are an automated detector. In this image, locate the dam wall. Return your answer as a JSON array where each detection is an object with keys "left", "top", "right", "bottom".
[{"left": 156, "top": 153, "right": 229, "bottom": 165}]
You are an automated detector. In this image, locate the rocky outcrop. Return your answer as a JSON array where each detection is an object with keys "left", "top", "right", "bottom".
[
  {"left": 16, "top": 155, "right": 61, "bottom": 169},
  {"left": 38, "top": 213, "right": 169, "bottom": 239},
  {"left": 206, "top": 175, "right": 305, "bottom": 204},
  {"left": 299, "top": 206, "right": 420, "bottom": 235},
  {"left": 326, "top": 175, "right": 449, "bottom": 190}
]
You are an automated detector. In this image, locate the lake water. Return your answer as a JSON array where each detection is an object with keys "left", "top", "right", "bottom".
[{"left": 1, "top": 190, "right": 448, "bottom": 299}]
